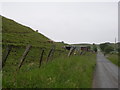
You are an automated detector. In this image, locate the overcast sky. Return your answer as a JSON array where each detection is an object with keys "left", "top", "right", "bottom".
[{"left": 1, "top": 2, "right": 118, "bottom": 44}]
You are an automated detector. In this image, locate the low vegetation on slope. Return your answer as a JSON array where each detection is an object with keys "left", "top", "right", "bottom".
[
  {"left": 2, "top": 16, "right": 68, "bottom": 68},
  {"left": 2, "top": 47, "right": 67, "bottom": 72},
  {"left": 99, "top": 42, "right": 119, "bottom": 66},
  {"left": 3, "top": 52, "right": 96, "bottom": 88},
  {"left": 2, "top": 16, "right": 66, "bottom": 49},
  {"left": 107, "top": 54, "right": 119, "bottom": 67}
]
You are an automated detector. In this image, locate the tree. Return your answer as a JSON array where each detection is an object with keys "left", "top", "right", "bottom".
[
  {"left": 61, "top": 41, "right": 64, "bottom": 44},
  {"left": 104, "top": 46, "right": 114, "bottom": 54},
  {"left": 99, "top": 42, "right": 112, "bottom": 52},
  {"left": 93, "top": 44, "right": 97, "bottom": 52}
]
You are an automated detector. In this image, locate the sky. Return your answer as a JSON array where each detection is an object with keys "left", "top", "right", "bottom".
[{"left": 1, "top": 1, "right": 118, "bottom": 44}]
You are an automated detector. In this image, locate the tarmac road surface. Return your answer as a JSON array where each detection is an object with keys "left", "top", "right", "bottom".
[{"left": 93, "top": 51, "right": 119, "bottom": 88}]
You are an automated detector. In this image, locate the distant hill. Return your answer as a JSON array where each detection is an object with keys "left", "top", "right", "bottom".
[
  {"left": 2, "top": 16, "right": 65, "bottom": 49},
  {"left": 72, "top": 43, "right": 92, "bottom": 46}
]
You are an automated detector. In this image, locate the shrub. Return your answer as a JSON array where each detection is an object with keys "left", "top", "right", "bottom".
[
  {"left": 93, "top": 44, "right": 97, "bottom": 52},
  {"left": 104, "top": 46, "right": 114, "bottom": 54},
  {"left": 99, "top": 43, "right": 110, "bottom": 52}
]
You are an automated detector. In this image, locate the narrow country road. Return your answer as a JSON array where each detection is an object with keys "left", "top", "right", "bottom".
[{"left": 93, "top": 51, "right": 119, "bottom": 88}]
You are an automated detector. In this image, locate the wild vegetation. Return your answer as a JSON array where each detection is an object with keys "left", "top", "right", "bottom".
[
  {"left": 2, "top": 16, "right": 67, "bottom": 49},
  {"left": 107, "top": 54, "right": 119, "bottom": 67},
  {"left": 2, "top": 16, "right": 97, "bottom": 88},
  {"left": 92, "top": 44, "right": 97, "bottom": 53},
  {"left": 99, "top": 43, "right": 114, "bottom": 54},
  {"left": 3, "top": 52, "right": 96, "bottom": 88}
]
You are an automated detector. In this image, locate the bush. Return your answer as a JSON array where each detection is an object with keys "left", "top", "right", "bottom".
[
  {"left": 104, "top": 46, "right": 114, "bottom": 54},
  {"left": 99, "top": 43, "right": 110, "bottom": 52},
  {"left": 94, "top": 47, "right": 97, "bottom": 52},
  {"left": 93, "top": 44, "right": 97, "bottom": 52}
]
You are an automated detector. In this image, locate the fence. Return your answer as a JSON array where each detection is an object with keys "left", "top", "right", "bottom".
[
  {"left": 2, "top": 44, "right": 87, "bottom": 70},
  {"left": 2, "top": 45, "right": 66, "bottom": 70}
]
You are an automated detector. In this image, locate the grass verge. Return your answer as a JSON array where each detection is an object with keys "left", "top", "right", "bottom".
[
  {"left": 3, "top": 52, "right": 96, "bottom": 88},
  {"left": 107, "top": 54, "right": 119, "bottom": 67}
]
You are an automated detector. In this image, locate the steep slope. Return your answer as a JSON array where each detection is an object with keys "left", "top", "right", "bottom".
[
  {"left": 2, "top": 16, "right": 54, "bottom": 47},
  {"left": 2, "top": 16, "right": 68, "bottom": 70}
]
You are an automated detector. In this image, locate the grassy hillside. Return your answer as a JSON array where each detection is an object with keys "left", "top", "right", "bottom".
[
  {"left": 2, "top": 16, "right": 65, "bottom": 49},
  {"left": 2, "top": 15, "right": 68, "bottom": 70},
  {"left": 2, "top": 15, "right": 69, "bottom": 68},
  {"left": 2, "top": 16, "right": 97, "bottom": 88}
]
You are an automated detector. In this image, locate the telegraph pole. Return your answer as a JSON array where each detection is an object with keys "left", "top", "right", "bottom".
[
  {"left": 115, "top": 37, "right": 116, "bottom": 44},
  {"left": 115, "top": 37, "right": 116, "bottom": 51}
]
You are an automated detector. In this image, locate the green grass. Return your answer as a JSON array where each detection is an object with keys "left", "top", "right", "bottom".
[
  {"left": 2, "top": 16, "right": 66, "bottom": 49},
  {"left": 107, "top": 54, "right": 119, "bottom": 67},
  {"left": 2, "top": 15, "right": 68, "bottom": 71},
  {"left": 0, "top": 71, "right": 2, "bottom": 89},
  {"left": 2, "top": 52, "right": 96, "bottom": 88},
  {"left": 2, "top": 46, "right": 67, "bottom": 72}
]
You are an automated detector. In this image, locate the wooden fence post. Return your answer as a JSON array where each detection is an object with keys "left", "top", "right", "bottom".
[
  {"left": 50, "top": 46, "right": 55, "bottom": 61},
  {"left": 46, "top": 46, "right": 55, "bottom": 63},
  {"left": 39, "top": 49, "right": 44, "bottom": 68},
  {"left": 2, "top": 45, "right": 12, "bottom": 68},
  {"left": 18, "top": 45, "right": 31, "bottom": 70},
  {"left": 68, "top": 47, "right": 73, "bottom": 57},
  {"left": 68, "top": 47, "right": 75, "bottom": 57}
]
